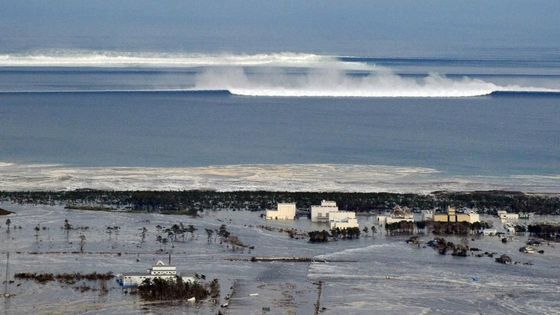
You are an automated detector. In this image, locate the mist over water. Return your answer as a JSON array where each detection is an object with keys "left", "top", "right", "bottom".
[
  {"left": 1, "top": 51, "right": 559, "bottom": 97},
  {"left": 193, "top": 66, "right": 556, "bottom": 98}
]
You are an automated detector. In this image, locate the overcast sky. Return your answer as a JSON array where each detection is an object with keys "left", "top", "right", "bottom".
[{"left": 1, "top": 0, "right": 559, "bottom": 58}]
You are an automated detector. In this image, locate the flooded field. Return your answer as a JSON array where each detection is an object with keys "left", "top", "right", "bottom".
[{"left": 1, "top": 203, "right": 560, "bottom": 314}]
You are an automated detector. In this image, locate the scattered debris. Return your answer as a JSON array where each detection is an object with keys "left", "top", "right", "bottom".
[{"left": 495, "top": 255, "right": 512, "bottom": 264}]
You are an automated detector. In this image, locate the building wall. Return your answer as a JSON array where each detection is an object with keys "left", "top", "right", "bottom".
[
  {"left": 483, "top": 228, "right": 497, "bottom": 235},
  {"left": 311, "top": 201, "right": 339, "bottom": 222},
  {"left": 328, "top": 210, "right": 359, "bottom": 229},
  {"left": 266, "top": 203, "right": 296, "bottom": 220},
  {"left": 330, "top": 218, "right": 359, "bottom": 229},
  {"left": 499, "top": 213, "right": 519, "bottom": 221},
  {"left": 386, "top": 217, "right": 413, "bottom": 224},
  {"left": 434, "top": 213, "right": 479, "bottom": 223},
  {"left": 328, "top": 211, "right": 356, "bottom": 222},
  {"left": 468, "top": 213, "right": 480, "bottom": 223},
  {"left": 421, "top": 210, "right": 434, "bottom": 221},
  {"left": 433, "top": 214, "right": 449, "bottom": 222}
]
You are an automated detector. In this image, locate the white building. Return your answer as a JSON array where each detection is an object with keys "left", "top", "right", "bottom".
[
  {"left": 504, "top": 223, "right": 516, "bottom": 233},
  {"left": 383, "top": 206, "right": 414, "bottom": 224},
  {"left": 311, "top": 200, "right": 339, "bottom": 222},
  {"left": 116, "top": 261, "right": 194, "bottom": 288},
  {"left": 330, "top": 217, "right": 359, "bottom": 229},
  {"left": 266, "top": 203, "right": 296, "bottom": 220},
  {"left": 420, "top": 210, "right": 434, "bottom": 221},
  {"left": 434, "top": 207, "right": 480, "bottom": 224},
  {"left": 328, "top": 211, "right": 359, "bottom": 229},
  {"left": 497, "top": 210, "right": 519, "bottom": 221},
  {"left": 483, "top": 228, "right": 498, "bottom": 236}
]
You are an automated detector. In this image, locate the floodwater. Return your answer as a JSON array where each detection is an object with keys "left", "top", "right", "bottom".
[{"left": 1, "top": 203, "right": 559, "bottom": 314}]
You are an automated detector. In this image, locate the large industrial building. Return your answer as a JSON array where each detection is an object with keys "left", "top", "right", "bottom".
[
  {"left": 311, "top": 200, "right": 339, "bottom": 222},
  {"left": 433, "top": 206, "right": 480, "bottom": 224}
]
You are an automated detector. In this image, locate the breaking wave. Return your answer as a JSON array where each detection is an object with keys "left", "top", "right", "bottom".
[
  {"left": 1, "top": 51, "right": 558, "bottom": 98},
  {"left": 0, "top": 51, "right": 359, "bottom": 69},
  {"left": 192, "top": 66, "right": 559, "bottom": 98},
  {"left": 0, "top": 162, "right": 559, "bottom": 193}
]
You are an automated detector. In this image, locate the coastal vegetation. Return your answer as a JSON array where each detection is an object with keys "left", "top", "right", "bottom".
[
  {"left": 431, "top": 221, "right": 491, "bottom": 235},
  {"left": 385, "top": 221, "right": 414, "bottom": 235},
  {"left": 1, "top": 190, "right": 559, "bottom": 215},
  {"left": 15, "top": 272, "right": 114, "bottom": 284},
  {"left": 137, "top": 277, "right": 220, "bottom": 302},
  {"left": 308, "top": 227, "right": 361, "bottom": 242},
  {"left": 308, "top": 230, "right": 330, "bottom": 243},
  {"left": 427, "top": 238, "right": 469, "bottom": 256},
  {"left": 527, "top": 224, "right": 560, "bottom": 241}
]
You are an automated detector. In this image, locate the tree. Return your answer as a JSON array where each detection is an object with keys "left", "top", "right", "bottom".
[
  {"left": 227, "top": 236, "right": 244, "bottom": 251},
  {"left": 415, "top": 221, "right": 426, "bottom": 231},
  {"left": 34, "top": 224, "right": 40, "bottom": 241},
  {"left": 218, "top": 225, "right": 230, "bottom": 243},
  {"left": 63, "top": 219, "right": 71, "bottom": 241},
  {"left": 170, "top": 224, "right": 183, "bottom": 241},
  {"left": 330, "top": 228, "right": 339, "bottom": 240},
  {"left": 205, "top": 228, "right": 214, "bottom": 243},
  {"left": 186, "top": 225, "right": 197, "bottom": 239},
  {"left": 308, "top": 230, "right": 329, "bottom": 243},
  {"left": 140, "top": 227, "right": 148, "bottom": 244},
  {"left": 209, "top": 278, "right": 220, "bottom": 299},
  {"left": 63, "top": 219, "right": 71, "bottom": 230},
  {"left": 79, "top": 234, "right": 86, "bottom": 253}
]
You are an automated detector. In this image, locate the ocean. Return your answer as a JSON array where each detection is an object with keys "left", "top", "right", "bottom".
[{"left": 0, "top": 52, "right": 559, "bottom": 192}]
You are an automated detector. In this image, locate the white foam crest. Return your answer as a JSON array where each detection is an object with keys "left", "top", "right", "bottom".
[
  {"left": 316, "top": 244, "right": 393, "bottom": 260},
  {"left": 0, "top": 51, "right": 369, "bottom": 69},
  {"left": 194, "top": 67, "right": 559, "bottom": 98},
  {"left": 0, "top": 162, "right": 558, "bottom": 193},
  {"left": 2, "top": 50, "right": 558, "bottom": 97}
]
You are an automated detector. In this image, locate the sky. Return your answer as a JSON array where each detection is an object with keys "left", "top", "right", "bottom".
[{"left": 1, "top": 0, "right": 560, "bottom": 58}]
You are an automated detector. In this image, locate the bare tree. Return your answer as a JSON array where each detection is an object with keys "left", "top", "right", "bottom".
[
  {"left": 79, "top": 234, "right": 87, "bottom": 253},
  {"left": 34, "top": 224, "right": 40, "bottom": 242},
  {"left": 140, "top": 227, "right": 147, "bottom": 244},
  {"left": 205, "top": 228, "right": 214, "bottom": 243},
  {"left": 63, "top": 219, "right": 72, "bottom": 241}
]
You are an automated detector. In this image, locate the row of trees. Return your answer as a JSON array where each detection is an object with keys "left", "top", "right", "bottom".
[
  {"left": 2, "top": 190, "right": 559, "bottom": 214},
  {"left": 308, "top": 227, "right": 362, "bottom": 242},
  {"left": 138, "top": 277, "right": 219, "bottom": 301},
  {"left": 431, "top": 221, "right": 492, "bottom": 236},
  {"left": 427, "top": 238, "right": 470, "bottom": 256},
  {"left": 385, "top": 221, "right": 415, "bottom": 235},
  {"left": 383, "top": 221, "right": 493, "bottom": 236},
  {"left": 527, "top": 224, "right": 560, "bottom": 240}
]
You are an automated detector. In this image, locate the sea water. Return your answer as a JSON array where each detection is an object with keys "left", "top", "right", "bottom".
[{"left": 0, "top": 53, "right": 558, "bottom": 192}]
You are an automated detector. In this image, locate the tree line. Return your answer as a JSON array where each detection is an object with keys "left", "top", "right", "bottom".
[{"left": 1, "top": 190, "right": 559, "bottom": 215}]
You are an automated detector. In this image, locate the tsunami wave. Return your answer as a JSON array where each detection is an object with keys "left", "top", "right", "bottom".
[
  {"left": 1, "top": 51, "right": 559, "bottom": 98},
  {"left": 0, "top": 51, "right": 364, "bottom": 69},
  {"left": 191, "top": 64, "right": 560, "bottom": 98},
  {"left": 0, "top": 89, "right": 558, "bottom": 98},
  {"left": 0, "top": 162, "right": 559, "bottom": 193}
]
